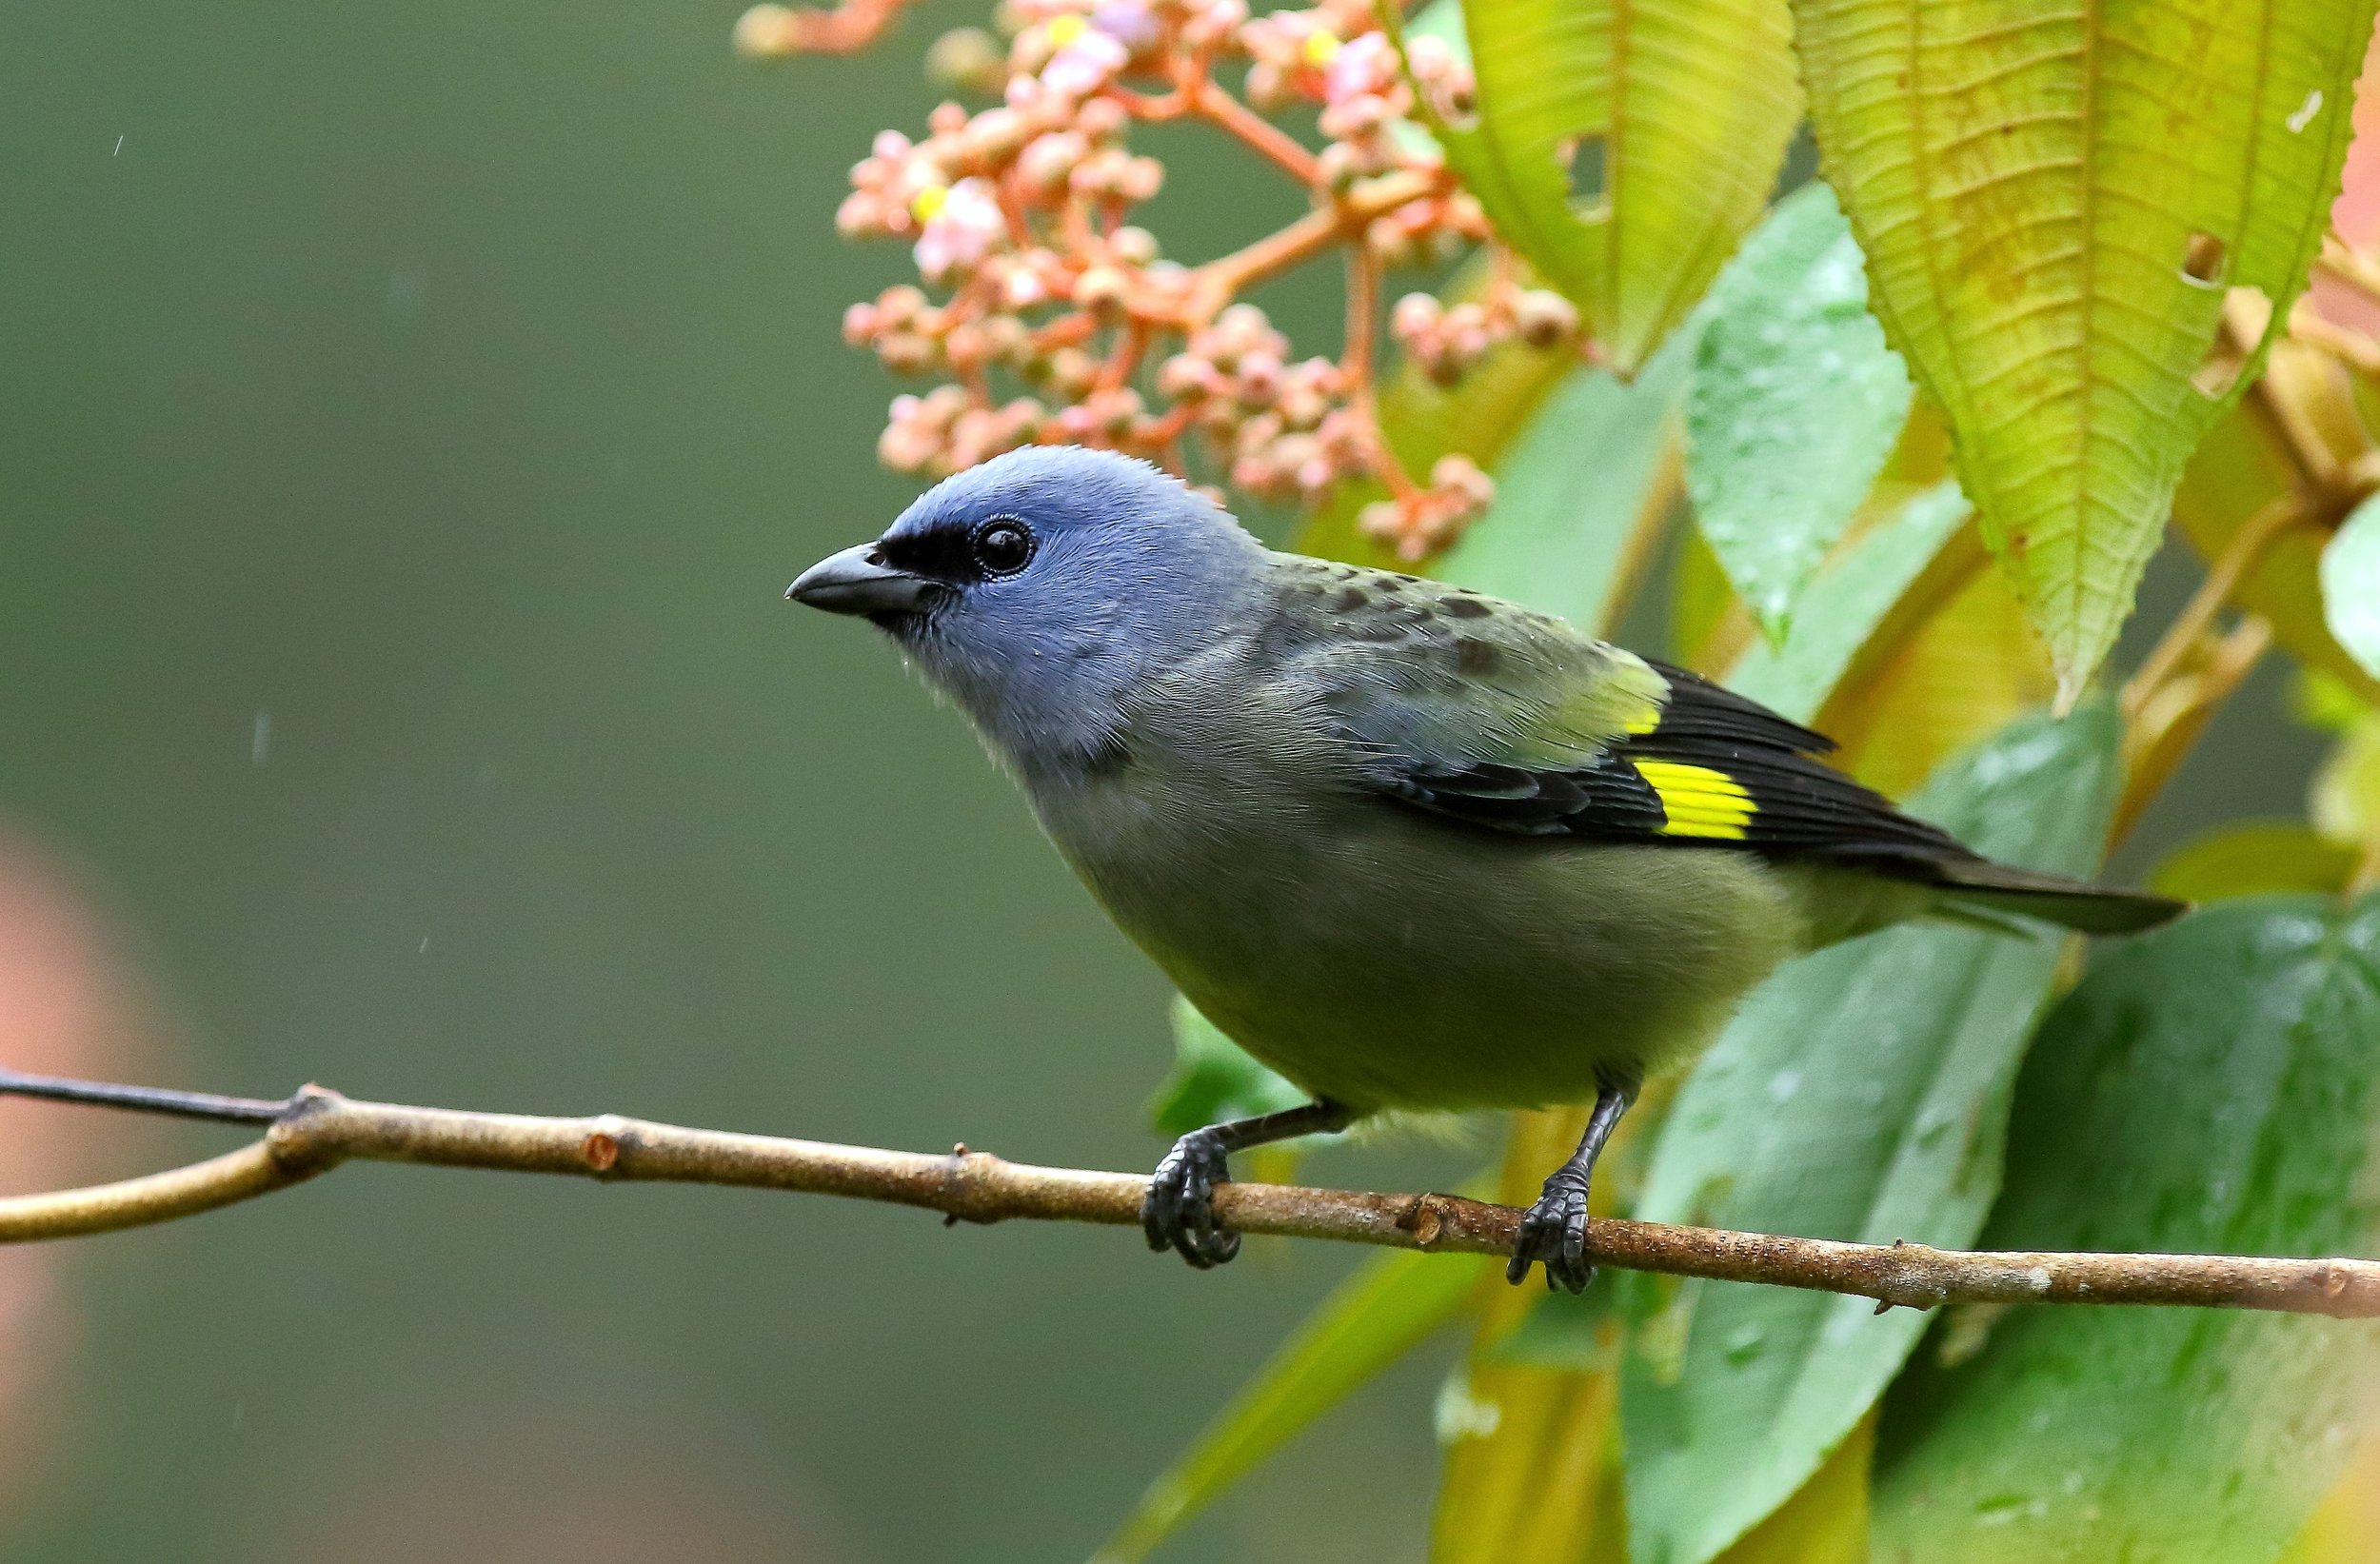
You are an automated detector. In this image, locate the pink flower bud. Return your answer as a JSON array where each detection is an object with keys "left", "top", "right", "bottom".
[
  {"left": 1117, "top": 156, "right": 1164, "bottom": 202},
  {"left": 1157, "top": 353, "right": 1213, "bottom": 400},
  {"left": 1109, "top": 226, "right": 1160, "bottom": 266},
  {"left": 836, "top": 191, "right": 885, "bottom": 238},
  {"left": 1391, "top": 292, "right": 1441, "bottom": 342},
  {"left": 1018, "top": 130, "right": 1088, "bottom": 190},
  {"left": 1234, "top": 349, "right": 1284, "bottom": 405},
  {"left": 1514, "top": 288, "right": 1578, "bottom": 346},
  {"left": 1074, "top": 264, "right": 1130, "bottom": 316},
  {"left": 1076, "top": 94, "right": 1129, "bottom": 142}
]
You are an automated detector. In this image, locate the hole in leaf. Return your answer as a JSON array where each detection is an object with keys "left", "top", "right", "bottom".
[
  {"left": 2181, "top": 230, "right": 2227, "bottom": 287},
  {"left": 1557, "top": 131, "right": 1609, "bottom": 219},
  {"left": 2191, "top": 286, "right": 2270, "bottom": 399}
]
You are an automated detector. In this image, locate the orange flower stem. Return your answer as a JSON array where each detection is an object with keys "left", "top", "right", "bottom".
[
  {"left": 1191, "top": 78, "right": 1320, "bottom": 185},
  {"left": 1190, "top": 168, "right": 1440, "bottom": 316},
  {"left": 1094, "top": 320, "right": 1150, "bottom": 391}
]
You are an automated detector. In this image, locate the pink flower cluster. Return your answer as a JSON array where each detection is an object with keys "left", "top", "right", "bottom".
[
  {"left": 1391, "top": 283, "right": 1580, "bottom": 386},
  {"left": 829, "top": 0, "right": 1561, "bottom": 557}
]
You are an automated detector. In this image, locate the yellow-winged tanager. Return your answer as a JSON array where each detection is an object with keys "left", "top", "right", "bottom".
[{"left": 788, "top": 446, "right": 2183, "bottom": 1291}]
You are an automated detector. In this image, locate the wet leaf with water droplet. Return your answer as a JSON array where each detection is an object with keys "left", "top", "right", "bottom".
[{"left": 1873, "top": 893, "right": 2380, "bottom": 1561}]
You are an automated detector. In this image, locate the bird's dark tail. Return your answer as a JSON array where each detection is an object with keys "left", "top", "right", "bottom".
[{"left": 1926, "top": 858, "right": 2188, "bottom": 936}]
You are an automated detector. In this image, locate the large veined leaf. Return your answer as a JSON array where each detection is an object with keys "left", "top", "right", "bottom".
[
  {"left": 1686, "top": 182, "right": 1916, "bottom": 640},
  {"left": 2323, "top": 492, "right": 2380, "bottom": 682},
  {"left": 1091, "top": 1244, "right": 1486, "bottom": 1563},
  {"left": 1874, "top": 894, "right": 2380, "bottom": 1563},
  {"left": 1411, "top": 0, "right": 1799, "bottom": 373},
  {"left": 1794, "top": 0, "right": 2379, "bottom": 703},
  {"left": 1439, "top": 324, "right": 1697, "bottom": 634},
  {"left": 1612, "top": 704, "right": 2125, "bottom": 1564}
]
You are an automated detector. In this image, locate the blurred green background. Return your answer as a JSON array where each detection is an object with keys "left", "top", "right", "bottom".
[{"left": 0, "top": 3, "right": 2324, "bottom": 1560}]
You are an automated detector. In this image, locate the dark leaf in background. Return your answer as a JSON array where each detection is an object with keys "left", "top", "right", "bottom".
[{"left": 1874, "top": 894, "right": 2380, "bottom": 1563}]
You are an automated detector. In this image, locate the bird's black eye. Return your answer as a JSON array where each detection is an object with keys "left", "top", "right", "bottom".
[{"left": 972, "top": 519, "right": 1035, "bottom": 578}]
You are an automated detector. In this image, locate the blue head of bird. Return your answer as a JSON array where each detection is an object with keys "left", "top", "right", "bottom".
[{"left": 788, "top": 445, "right": 1264, "bottom": 774}]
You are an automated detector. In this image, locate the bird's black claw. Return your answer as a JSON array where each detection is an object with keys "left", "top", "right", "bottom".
[
  {"left": 1143, "top": 1129, "right": 1240, "bottom": 1269},
  {"left": 1507, "top": 1173, "right": 1596, "bottom": 1294}
]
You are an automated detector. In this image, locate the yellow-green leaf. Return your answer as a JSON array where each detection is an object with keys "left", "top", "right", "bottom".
[
  {"left": 1418, "top": 0, "right": 1799, "bottom": 373},
  {"left": 1093, "top": 1245, "right": 1486, "bottom": 1564},
  {"left": 2149, "top": 821, "right": 2358, "bottom": 902},
  {"left": 1709, "top": 1415, "right": 1873, "bottom": 1564},
  {"left": 2172, "top": 356, "right": 2380, "bottom": 707},
  {"left": 1432, "top": 1107, "right": 1629, "bottom": 1564},
  {"left": 1794, "top": 0, "right": 2379, "bottom": 703}
]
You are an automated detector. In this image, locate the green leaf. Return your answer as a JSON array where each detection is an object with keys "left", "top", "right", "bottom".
[
  {"left": 2150, "top": 821, "right": 2358, "bottom": 903},
  {"left": 1418, "top": 0, "right": 1799, "bottom": 373},
  {"left": 1608, "top": 703, "right": 2125, "bottom": 1564},
  {"left": 1794, "top": 0, "right": 2379, "bottom": 703},
  {"left": 1873, "top": 894, "right": 2380, "bottom": 1563},
  {"left": 2323, "top": 493, "right": 2380, "bottom": 682},
  {"left": 1685, "top": 182, "right": 1916, "bottom": 640},
  {"left": 1438, "top": 321, "right": 1698, "bottom": 634},
  {"left": 1094, "top": 1245, "right": 1487, "bottom": 1564},
  {"left": 1145, "top": 996, "right": 1305, "bottom": 1139},
  {"left": 1723, "top": 478, "right": 1973, "bottom": 726}
]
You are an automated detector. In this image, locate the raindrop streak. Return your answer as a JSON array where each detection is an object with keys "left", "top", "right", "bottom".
[
  {"left": 111, "top": 134, "right": 124, "bottom": 156},
  {"left": 250, "top": 711, "right": 271, "bottom": 764}
]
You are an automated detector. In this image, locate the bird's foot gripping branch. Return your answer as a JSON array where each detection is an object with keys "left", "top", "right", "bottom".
[{"left": 6, "top": 1065, "right": 2380, "bottom": 1318}]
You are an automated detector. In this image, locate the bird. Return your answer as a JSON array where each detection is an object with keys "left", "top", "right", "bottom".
[{"left": 786, "top": 445, "right": 2185, "bottom": 1291}]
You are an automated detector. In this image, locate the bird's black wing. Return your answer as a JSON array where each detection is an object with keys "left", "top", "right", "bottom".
[{"left": 1378, "top": 658, "right": 1979, "bottom": 875}]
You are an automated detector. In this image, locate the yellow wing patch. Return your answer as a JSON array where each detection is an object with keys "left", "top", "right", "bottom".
[{"left": 1632, "top": 760, "right": 1755, "bottom": 841}]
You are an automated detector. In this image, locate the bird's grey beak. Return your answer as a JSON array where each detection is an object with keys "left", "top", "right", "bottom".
[{"left": 786, "top": 544, "right": 936, "bottom": 617}]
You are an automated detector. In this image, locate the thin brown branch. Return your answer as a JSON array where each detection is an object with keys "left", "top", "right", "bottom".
[
  {"left": 2112, "top": 615, "right": 2273, "bottom": 847},
  {"left": 7, "top": 1072, "right": 2380, "bottom": 1317}
]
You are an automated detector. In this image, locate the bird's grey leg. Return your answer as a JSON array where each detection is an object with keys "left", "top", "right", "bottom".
[
  {"left": 1144, "top": 1099, "right": 1352, "bottom": 1269},
  {"left": 1509, "top": 1074, "right": 1636, "bottom": 1294}
]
